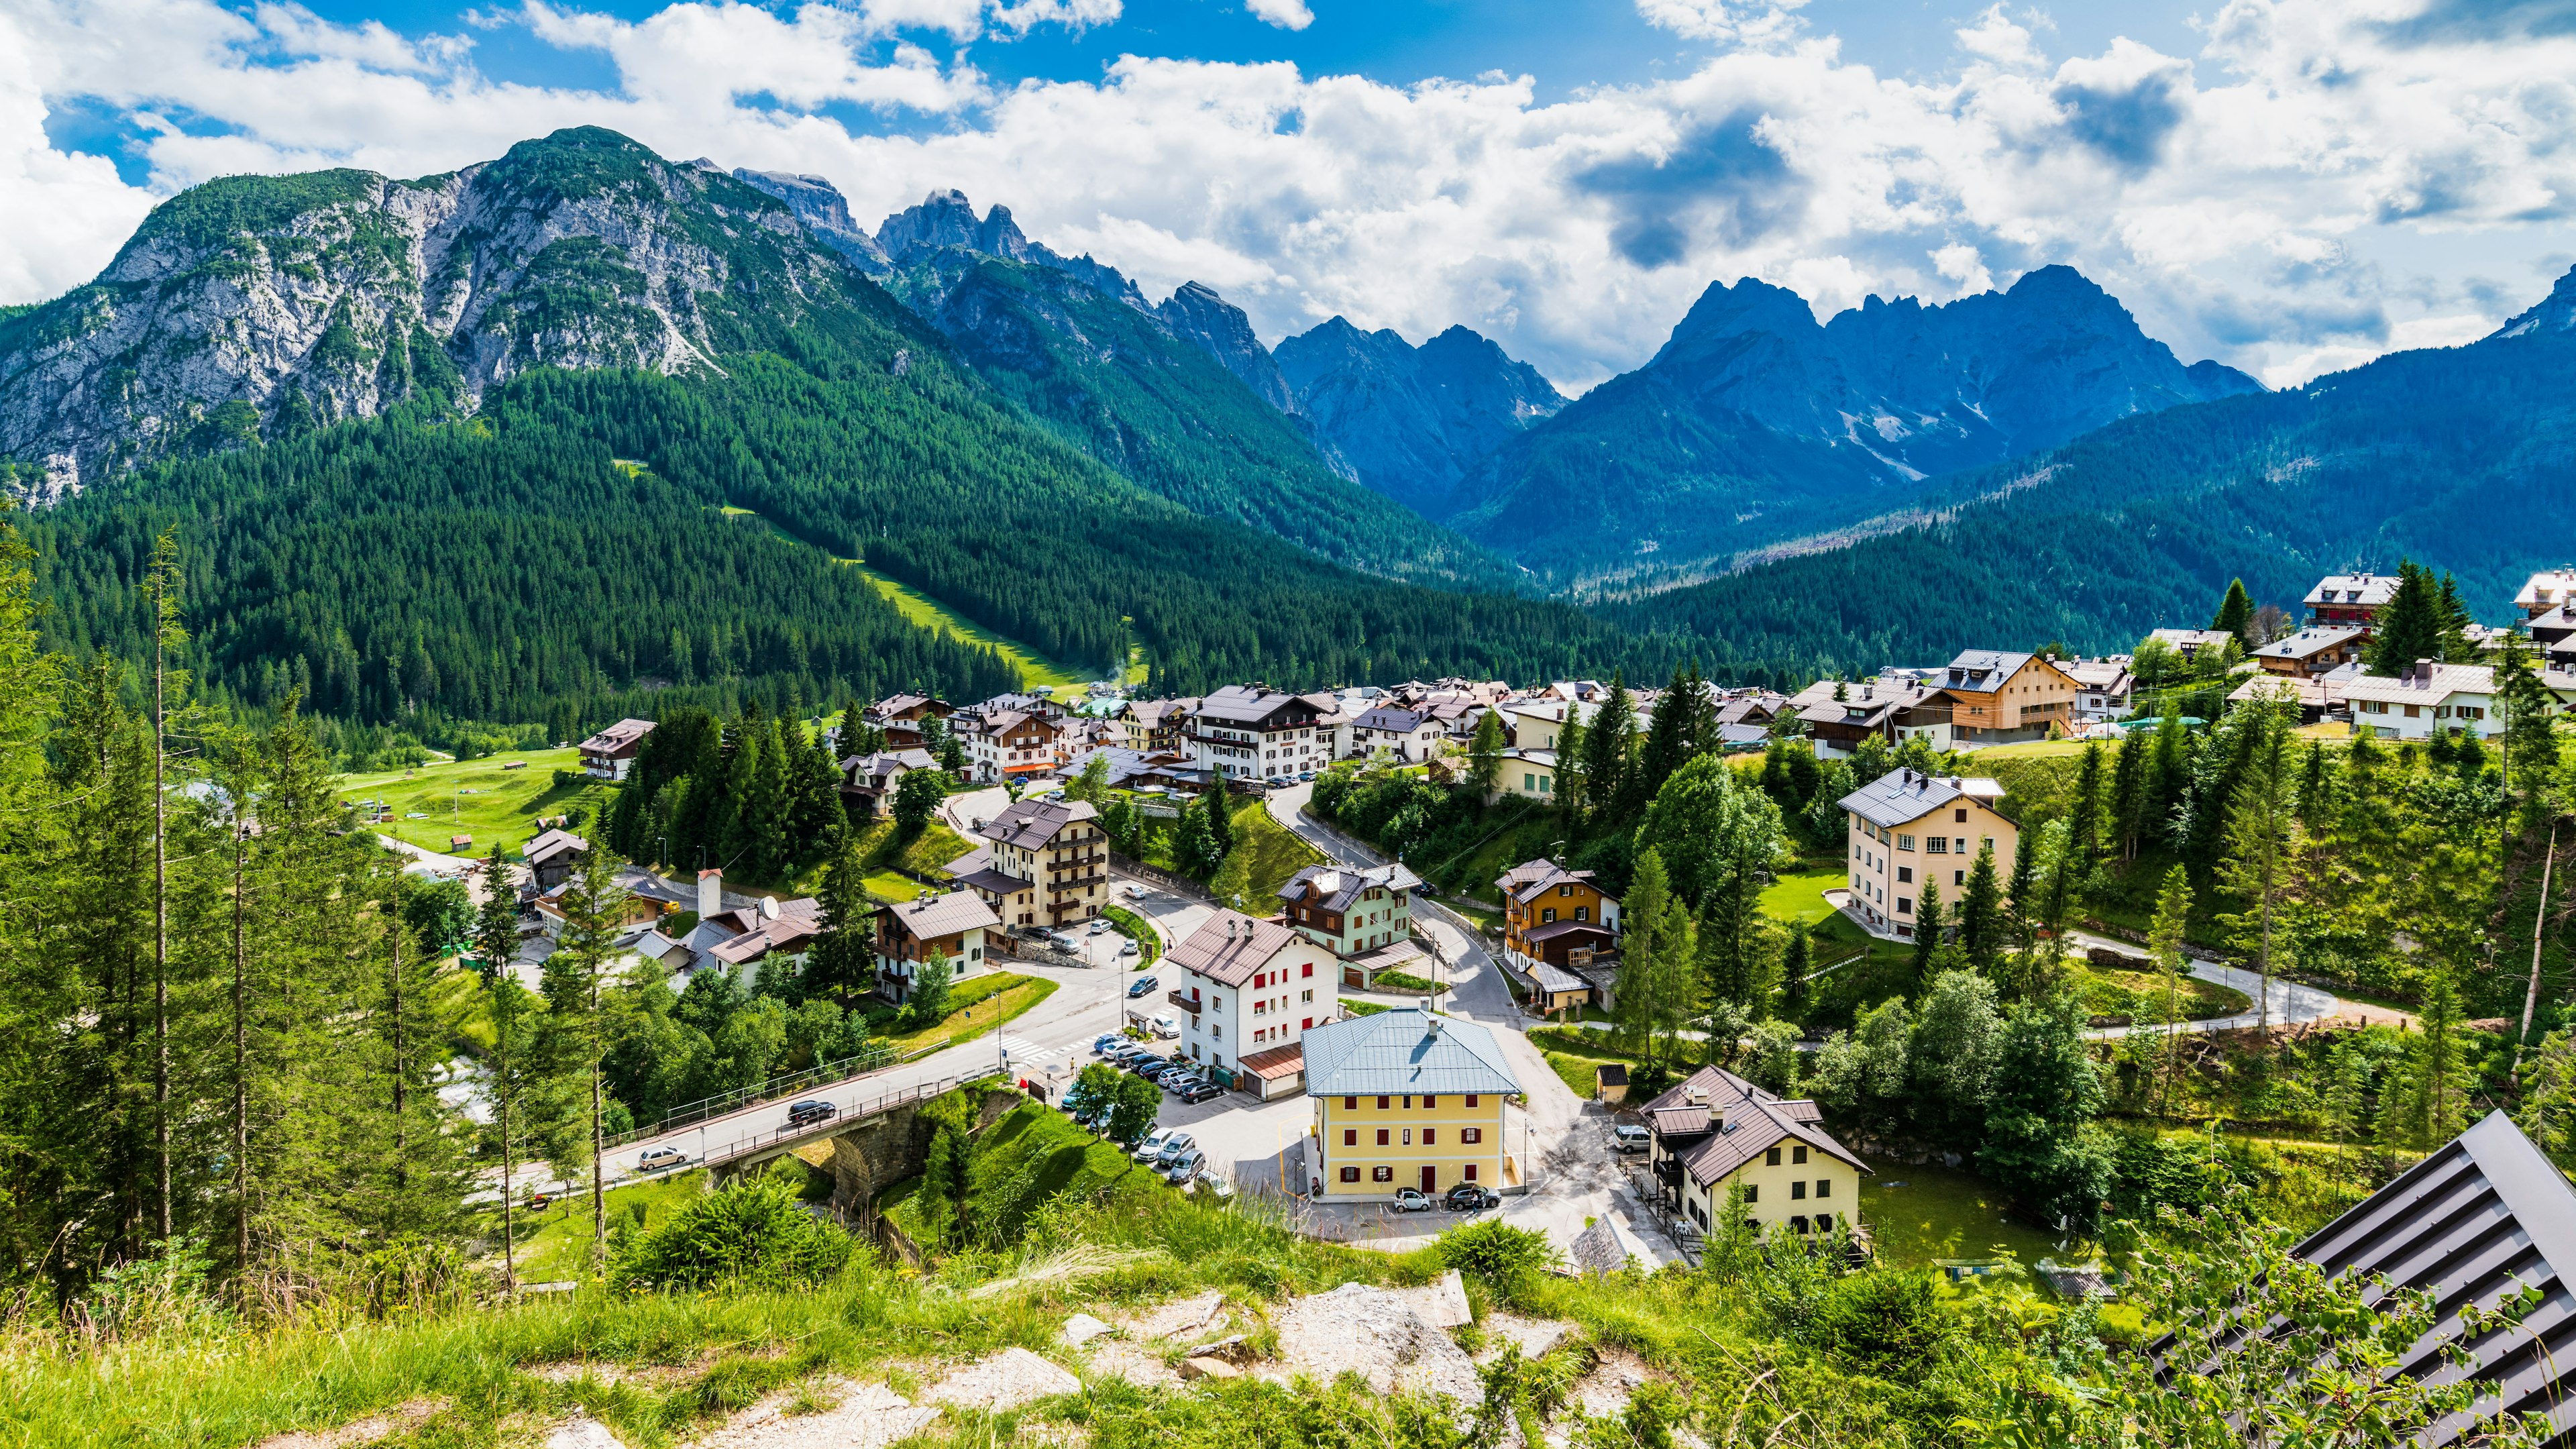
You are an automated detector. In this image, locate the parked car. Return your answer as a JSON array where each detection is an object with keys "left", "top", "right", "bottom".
[
  {"left": 636, "top": 1146, "right": 688, "bottom": 1173},
  {"left": 1125, "top": 1053, "right": 1169, "bottom": 1076},
  {"left": 1124, "top": 883, "right": 1146, "bottom": 900},
  {"left": 1150, "top": 1013, "right": 1179, "bottom": 1039},
  {"left": 1444, "top": 1183, "right": 1500, "bottom": 1212},
  {"left": 1611, "top": 1124, "right": 1652, "bottom": 1154},
  {"left": 1120, "top": 940, "right": 1140, "bottom": 956},
  {"left": 1153, "top": 1132, "right": 1198, "bottom": 1169},
  {"left": 1161, "top": 1150, "right": 1205, "bottom": 1185},
  {"left": 785, "top": 1099, "right": 837, "bottom": 1126},
  {"left": 1177, "top": 1080, "right": 1225, "bottom": 1105},
  {"left": 1089, "top": 918, "right": 1112, "bottom": 934},
  {"left": 1130, "top": 1127, "right": 1176, "bottom": 1165},
  {"left": 1093, "top": 1033, "right": 1125, "bottom": 1055},
  {"left": 1391, "top": 1187, "right": 1434, "bottom": 1212},
  {"left": 1128, "top": 974, "right": 1159, "bottom": 998},
  {"left": 1298, "top": 770, "right": 1315, "bottom": 782},
  {"left": 1192, "top": 1170, "right": 1235, "bottom": 1198}
]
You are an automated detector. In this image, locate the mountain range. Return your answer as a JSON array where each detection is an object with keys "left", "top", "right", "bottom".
[{"left": 10, "top": 123, "right": 2576, "bottom": 722}]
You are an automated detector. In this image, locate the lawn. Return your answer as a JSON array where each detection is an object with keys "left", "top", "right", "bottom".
[
  {"left": 1209, "top": 795, "right": 1326, "bottom": 912},
  {"left": 2074, "top": 964, "right": 2252, "bottom": 1021},
  {"left": 875, "top": 973, "right": 1057, "bottom": 1056},
  {"left": 1528, "top": 1026, "right": 1640, "bottom": 1102},
  {"left": 503, "top": 1169, "right": 714, "bottom": 1284},
  {"left": 1758, "top": 865, "right": 1844, "bottom": 927},
  {"left": 1858, "top": 1156, "right": 2065, "bottom": 1269},
  {"left": 1101, "top": 904, "right": 1161, "bottom": 967},
  {"left": 879, "top": 1097, "right": 1161, "bottom": 1244},
  {"left": 339, "top": 748, "right": 614, "bottom": 858}
]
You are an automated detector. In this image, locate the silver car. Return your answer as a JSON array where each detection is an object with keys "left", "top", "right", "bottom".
[{"left": 1152, "top": 1132, "right": 1198, "bottom": 1169}]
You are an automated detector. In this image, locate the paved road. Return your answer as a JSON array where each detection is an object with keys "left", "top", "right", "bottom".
[
  {"left": 2061, "top": 927, "right": 2347, "bottom": 1039},
  {"left": 594, "top": 874, "right": 1214, "bottom": 1188}
]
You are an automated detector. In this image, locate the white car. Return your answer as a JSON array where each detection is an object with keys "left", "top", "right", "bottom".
[
  {"left": 1089, "top": 918, "right": 1112, "bottom": 934},
  {"left": 636, "top": 1146, "right": 688, "bottom": 1173},
  {"left": 1150, "top": 1013, "right": 1179, "bottom": 1039},
  {"left": 1130, "top": 1127, "right": 1177, "bottom": 1165},
  {"left": 1124, "top": 883, "right": 1147, "bottom": 900}
]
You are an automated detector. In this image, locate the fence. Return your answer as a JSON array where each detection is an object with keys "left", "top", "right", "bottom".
[
  {"left": 604, "top": 1041, "right": 903, "bottom": 1150},
  {"left": 702, "top": 1073, "right": 974, "bottom": 1171}
]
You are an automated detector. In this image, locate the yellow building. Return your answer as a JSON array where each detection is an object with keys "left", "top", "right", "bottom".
[
  {"left": 1640, "top": 1065, "right": 1868, "bottom": 1238},
  {"left": 1838, "top": 769, "right": 2017, "bottom": 941},
  {"left": 1304, "top": 1006, "right": 1523, "bottom": 1199}
]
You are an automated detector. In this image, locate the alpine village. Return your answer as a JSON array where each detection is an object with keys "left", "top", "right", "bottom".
[{"left": 15, "top": 126, "right": 2576, "bottom": 1449}]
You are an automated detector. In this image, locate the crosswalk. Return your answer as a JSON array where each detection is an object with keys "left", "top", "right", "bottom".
[{"left": 996, "top": 1034, "right": 1078, "bottom": 1068}]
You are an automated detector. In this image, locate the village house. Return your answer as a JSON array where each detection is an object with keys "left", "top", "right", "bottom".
[
  {"left": 1190, "top": 684, "right": 1334, "bottom": 780},
  {"left": 2342, "top": 661, "right": 2510, "bottom": 741},
  {"left": 1713, "top": 691, "right": 1788, "bottom": 749},
  {"left": 2515, "top": 568, "right": 2576, "bottom": 622},
  {"left": 1305, "top": 1006, "right": 1523, "bottom": 1200},
  {"left": 1786, "top": 676, "right": 1953, "bottom": 757},
  {"left": 1839, "top": 769, "right": 2017, "bottom": 939},
  {"left": 1640, "top": 1065, "right": 1868, "bottom": 1238},
  {"left": 951, "top": 796, "right": 1107, "bottom": 927},
  {"left": 2149, "top": 628, "right": 2239, "bottom": 659},
  {"left": 2305, "top": 574, "right": 2400, "bottom": 629},
  {"left": 1120, "top": 697, "right": 1199, "bottom": 753},
  {"left": 1493, "top": 746, "right": 1561, "bottom": 804},
  {"left": 1348, "top": 704, "right": 1448, "bottom": 763},
  {"left": 839, "top": 748, "right": 936, "bottom": 818},
  {"left": 2228, "top": 671, "right": 2347, "bottom": 724},
  {"left": 872, "top": 889, "right": 1001, "bottom": 1002},
  {"left": 1495, "top": 858, "right": 1621, "bottom": 967},
  {"left": 528, "top": 855, "right": 694, "bottom": 937},
  {"left": 629, "top": 868, "right": 823, "bottom": 985},
  {"left": 863, "top": 694, "right": 953, "bottom": 749},
  {"left": 2255, "top": 626, "right": 2367, "bottom": 679},
  {"left": 957, "top": 708, "right": 1067, "bottom": 785},
  {"left": 2527, "top": 606, "right": 2576, "bottom": 669},
  {"left": 1935, "top": 650, "right": 2085, "bottom": 746},
  {"left": 576, "top": 718, "right": 655, "bottom": 781},
  {"left": 2059, "top": 659, "right": 2134, "bottom": 722},
  {"left": 1277, "top": 863, "right": 1428, "bottom": 988},
  {"left": 521, "top": 827, "right": 590, "bottom": 891},
  {"left": 1164, "top": 910, "right": 1340, "bottom": 1098}
]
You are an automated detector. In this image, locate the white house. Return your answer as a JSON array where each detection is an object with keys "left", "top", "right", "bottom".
[
  {"left": 1190, "top": 685, "right": 1335, "bottom": 780},
  {"left": 1349, "top": 705, "right": 1448, "bottom": 763},
  {"left": 2343, "top": 662, "right": 2506, "bottom": 741},
  {"left": 1163, "top": 909, "right": 1340, "bottom": 1099}
]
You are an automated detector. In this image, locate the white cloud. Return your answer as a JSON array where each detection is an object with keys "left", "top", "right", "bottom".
[
  {"left": 1242, "top": 0, "right": 1312, "bottom": 31},
  {"left": 8, "top": 0, "right": 2576, "bottom": 390}
]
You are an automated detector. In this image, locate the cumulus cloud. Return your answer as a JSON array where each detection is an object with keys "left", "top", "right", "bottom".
[
  {"left": 1242, "top": 0, "right": 1312, "bottom": 31},
  {"left": 7, "top": 0, "right": 2576, "bottom": 390}
]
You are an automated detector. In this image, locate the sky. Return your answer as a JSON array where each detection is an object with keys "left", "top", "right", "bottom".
[{"left": 7, "top": 0, "right": 2576, "bottom": 391}]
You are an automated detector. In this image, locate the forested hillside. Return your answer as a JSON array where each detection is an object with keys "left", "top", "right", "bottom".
[{"left": 1621, "top": 313, "right": 2576, "bottom": 680}]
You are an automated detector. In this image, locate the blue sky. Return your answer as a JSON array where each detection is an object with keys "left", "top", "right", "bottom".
[{"left": 6, "top": 0, "right": 2575, "bottom": 390}]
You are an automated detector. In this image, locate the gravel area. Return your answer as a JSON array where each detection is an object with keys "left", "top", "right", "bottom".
[
  {"left": 696, "top": 1381, "right": 938, "bottom": 1449},
  {"left": 1263, "top": 1281, "right": 1483, "bottom": 1405},
  {"left": 926, "top": 1346, "right": 1084, "bottom": 1413}
]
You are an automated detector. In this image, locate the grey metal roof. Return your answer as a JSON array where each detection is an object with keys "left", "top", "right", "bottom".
[
  {"left": 1524, "top": 958, "right": 1591, "bottom": 994},
  {"left": 1639, "top": 1065, "right": 1867, "bottom": 1187},
  {"left": 1839, "top": 768, "right": 2006, "bottom": 829},
  {"left": 1303, "top": 1008, "right": 1523, "bottom": 1097},
  {"left": 2269, "top": 1111, "right": 2576, "bottom": 1445},
  {"left": 1277, "top": 861, "right": 1424, "bottom": 912},
  {"left": 976, "top": 797, "right": 1099, "bottom": 850},
  {"left": 878, "top": 890, "right": 1002, "bottom": 941}
]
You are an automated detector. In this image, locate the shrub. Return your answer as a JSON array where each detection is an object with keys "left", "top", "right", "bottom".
[
  {"left": 1435, "top": 1218, "right": 1559, "bottom": 1285},
  {"left": 608, "top": 1165, "right": 851, "bottom": 1292}
]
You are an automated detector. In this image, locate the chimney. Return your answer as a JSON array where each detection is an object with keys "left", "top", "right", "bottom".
[
  {"left": 2416, "top": 657, "right": 2434, "bottom": 683},
  {"left": 698, "top": 868, "right": 721, "bottom": 919},
  {"left": 1422, "top": 1003, "right": 1440, "bottom": 1030}
]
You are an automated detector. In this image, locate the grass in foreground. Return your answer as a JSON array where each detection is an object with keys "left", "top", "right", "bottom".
[{"left": 339, "top": 747, "right": 613, "bottom": 857}]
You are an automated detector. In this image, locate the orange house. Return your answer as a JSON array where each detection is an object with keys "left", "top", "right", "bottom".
[{"left": 1495, "top": 859, "right": 1621, "bottom": 967}]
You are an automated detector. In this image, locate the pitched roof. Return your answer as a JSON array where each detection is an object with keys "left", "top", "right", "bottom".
[
  {"left": 1277, "top": 861, "right": 1424, "bottom": 912},
  {"left": 2305, "top": 573, "right": 2401, "bottom": 608},
  {"left": 1839, "top": 768, "right": 2006, "bottom": 829},
  {"left": 1942, "top": 650, "right": 2045, "bottom": 691},
  {"left": 1523, "top": 957, "right": 1591, "bottom": 993},
  {"left": 1168, "top": 909, "right": 1303, "bottom": 987},
  {"left": 976, "top": 796, "right": 1099, "bottom": 850},
  {"left": 2255, "top": 625, "right": 2367, "bottom": 661},
  {"left": 2516, "top": 568, "right": 2576, "bottom": 612},
  {"left": 2251, "top": 1112, "right": 2576, "bottom": 1444},
  {"left": 1524, "top": 919, "right": 1616, "bottom": 945},
  {"left": 1236, "top": 1041, "right": 1307, "bottom": 1080},
  {"left": 576, "top": 718, "right": 655, "bottom": 755},
  {"left": 869, "top": 693, "right": 948, "bottom": 718},
  {"left": 1495, "top": 858, "right": 1613, "bottom": 906},
  {"left": 1353, "top": 705, "right": 1428, "bottom": 732},
  {"left": 1303, "top": 1008, "right": 1523, "bottom": 1097},
  {"left": 522, "top": 828, "right": 588, "bottom": 866},
  {"left": 1638, "top": 1065, "right": 1867, "bottom": 1187},
  {"left": 879, "top": 890, "right": 1002, "bottom": 941},
  {"left": 2341, "top": 661, "right": 2498, "bottom": 704},
  {"left": 1196, "top": 684, "right": 1323, "bottom": 729}
]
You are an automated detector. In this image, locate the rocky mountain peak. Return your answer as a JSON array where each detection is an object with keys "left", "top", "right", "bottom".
[
  {"left": 733, "top": 168, "right": 891, "bottom": 272},
  {"left": 2488, "top": 264, "right": 2576, "bottom": 339},
  {"left": 1156, "top": 282, "right": 1293, "bottom": 411},
  {"left": 1275, "top": 317, "right": 1565, "bottom": 516}
]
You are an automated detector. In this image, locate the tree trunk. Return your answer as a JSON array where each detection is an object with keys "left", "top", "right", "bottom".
[
  {"left": 498, "top": 1030, "right": 516, "bottom": 1295},
  {"left": 390, "top": 898, "right": 407, "bottom": 1196},
  {"left": 232, "top": 818, "right": 250, "bottom": 1281},
  {"left": 2518, "top": 819, "right": 2559, "bottom": 1071},
  {"left": 151, "top": 590, "right": 172, "bottom": 1244}
]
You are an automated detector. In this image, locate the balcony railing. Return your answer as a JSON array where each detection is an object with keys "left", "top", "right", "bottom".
[{"left": 1167, "top": 988, "right": 1202, "bottom": 1014}]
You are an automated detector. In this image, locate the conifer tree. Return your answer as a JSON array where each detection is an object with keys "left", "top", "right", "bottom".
[
  {"left": 543, "top": 845, "right": 633, "bottom": 1276},
  {"left": 2218, "top": 690, "right": 2302, "bottom": 1033},
  {"left": 2434, "top": 572, "right": 2476, "bottom": 661},
  {"left": 1911, "top": 881, "right": 1944, "bottom": 997},
  {"left": 2068, "top": 741, "right": 2105, "bottom": 863},
  {"left": 1777, "top": 921, "right": 1811, "bottom": 1017},
  {"left": 1638, "top": 663, "right": 1713, "bottom": 802},
  {"left": 2364, "top": 561, "right": 2443, "bottom": 676},
  {"left": 1554, "top": 712, "right": 1588, "bottom": 833},
  {"left": 810, "top": 835, "right": 875, "bottom": 999},
  {"left": 1960, "top": 841, "right": 2004, "bottom": 979},
  {"left": 2210, "top": 578, "right": 2255, "bottom": 643},
  {"left": 1581, "top": 672, "right": 1634, "bottom": 827},
  {"left": 1467, "top": 708, "right": 1505, "bottom": 800},
  {"left": 2004, "top": 833, "right": 2040, "bottom": 959},
  {"left": 474, "top": 849, "right": 527, "bottom": 1291},
  {"left": 2107, "top": 735, "right": 2145, "bottom": 859},
  {"left": 1172, "top": 796, "right": 1221, "bottom": 879},
  {"left": 2147, "top": 865, "right": 2192, "bottom": 1114},
  {"left": 1203, "top": 780, "right": 1235, "bottom": 861},
  {"left": 1613, "top": 849, "right": 1675, "bottom": 1061}
]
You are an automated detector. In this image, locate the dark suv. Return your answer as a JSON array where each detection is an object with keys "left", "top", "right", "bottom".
[
  {"left": 1444, "top": 1183, "right": 1499, "bottom": 1212},
  {"left": 785, "top": 1099, "right": 837, "bottom": 1127}
]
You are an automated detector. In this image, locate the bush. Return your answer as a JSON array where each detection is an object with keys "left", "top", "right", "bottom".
[
  {"left": 1435, "top": 1218, "right": 1559, "bottom": 1285},
  {"left": 1820, "top": 1265, "right": 1947, "bottom": 1373},
  {"left": 607, "top": 1165, "right": 851, "bottom": 1292}
]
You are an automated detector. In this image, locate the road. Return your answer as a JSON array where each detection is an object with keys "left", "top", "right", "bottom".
[{"left": 594, "top": 870, "right": 1215, "bottom": 1188}]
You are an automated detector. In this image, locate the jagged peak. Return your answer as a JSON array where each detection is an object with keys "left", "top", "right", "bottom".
[{"left": 2487, "top": 264, "right": 2576, "bottom": 341}]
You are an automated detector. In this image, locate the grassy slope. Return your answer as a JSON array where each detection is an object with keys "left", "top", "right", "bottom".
[
  {"left": 1856, "top": 1157, "right": 2062, "bottom": 1267},
  {"left": 877, "top": 974, "right": 1058, "bottom": 1055},
  {"left": 341, "top": 747, "right": 615, "bottom": 857},
  {"left": 1208, "top": 796, "right": 1326, "bottom": 912},
  {"left": 880, "top": 1098, "right": 1163, "bottom": 1242}
]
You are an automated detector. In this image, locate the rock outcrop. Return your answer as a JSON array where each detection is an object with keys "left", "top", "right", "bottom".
[
  {"left": 1156, "top": 281, "right": 1294, "bottom": 412},
  {"left": 1275, "top": 318, "right": 1565, "bottom": 514}
]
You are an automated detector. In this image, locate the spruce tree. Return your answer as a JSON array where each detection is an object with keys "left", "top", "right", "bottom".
[
  {"left": 1467, "top": 708, "right": 1506, "bottom": 800},
  {"left": 810, "top": 835, "right": 874, "bottom": 1000},
  {"left": 1615, "top": 849, "right": 1674, "bottom": 1060},
  {"left": 1203, "top": 781, "right": 1236, "bottom": 861},
  {"left": 2005, "top": 832, "right": 2040, "bottom": 959},
  {"left": 1582, "top": 672, "right": 1635, "bottom": 827},
  {"left": 2434, "top": 572, "right": 2475, "bottom": 661},
  {"left": 2210, "top": 578, "right": 2255, "bottom": 643},
  {"left": 2068, "top": 741, "right": 2105, "bottom": 863},
  {"left": 1778, "top": 921, "right": 1811, "bottom": 1017},
  {"left": 474, "top": 849, "right": 527, "bottom": 1291},
  {"left": 2107, "top": 735, "right": 2145, "bottom": 859},
  {"left": 543, "top": 845, "right": 633, "bottom": 1277},
  {"left": 1960, "top": 841, "right": 2004, "bottom": 978},
  {"left": 2364, "top": 561, "right": 2443, "bottom": 676},
  {"left": 1911, "top": 881, "right": 1943, "bottom": 996},
  {"left": 1638, "top": 663, "right": 1711, "bottom": 803}
]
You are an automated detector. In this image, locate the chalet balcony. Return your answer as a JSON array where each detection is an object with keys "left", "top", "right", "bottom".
[{"left": 1167, "top": 988, "right": 1202, "bottom": 1014}]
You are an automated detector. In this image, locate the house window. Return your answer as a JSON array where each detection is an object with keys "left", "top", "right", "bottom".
[
  {"left": 1815, "top": 1179, "right": 1831, "bottom": 1198},
  {"left": 1340, "top": 1166, "right": 1361, "bottom": 1183},
  {"left": 1955, "top": 808, "right": 1968, "bottom": 823},
  {"left": 1344, "top": 1129, "right": 1358, "bottom": 1146},
  {"left": 1897, "top": 833, "right": 1915, "bottom": 851},
  {"left": 1377, "top": 1096, "right": 1390, "bottom": 1109},
  {"left": 1376, "top": 1129, "right": 1390, "bottom": 1146},
  {"left": 1542, "top": 907, "right": 1557, "bottom": 924},
  {"left": 1373, "top": 1165, "right": 1395, "bottom": 1182},
  {"left": 1953, "top": 871, "right": 1966, "bottom": 887},
  {"left": 1461, "top": 1127, "right": 1481, "bottom": 1144},
  {"left": 1463, "top": 1164, "right": 1479, "bottom": 1181},
  {"left": 1302, "top": 963, "right": 1313, "bottom": 977},
  {"left": 1464, "top": 1095, "right": 1479, "bottom": 1108},
  {"left": 1897, "top": 866, "right": 1913, "bottom": 884},
  {"left": 1423, "top": 1129, "right": 1437, "bottom": 1144},
  {"left": 1744, "top": 1183, "right": 1758, "bottom": 1203},
  {"left": 1344, "top": 1096, "right": 1358, "bottom": 1110},
  {"left": 1574, "top": 906, "right": 1589, "bottom": 922},
  {"left": 1764, "top": 1147, "right": 1781, "bottom": 1167},
  {"left": 1793, "top": 1145, "right": 1808, "bottom": 1164},
  {"left": 1927, "top": 837, "right": 1947, "bottom": 854},
  {"left": 1423, "top": 1095, "right": 1438, "bottom": 1108},
  {"left": 1896, "top": 898, "right": 1912, "bottom": 915}
]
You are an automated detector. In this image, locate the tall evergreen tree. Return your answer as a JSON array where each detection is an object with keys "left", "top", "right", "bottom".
[
  {"left": 1960, "top": 841, "right": 2004, "bottom": 979},
  {"left": 2364, "top": 561, "right": 2444, "bottom": 676},
  {"left": 2106, "top": 735, "right": 2145, "bottom": 860},
  {"left": 809, "top": 835, "right": 875, "bottom": 999},
  {"left": 473, "top": 849, "right": 527, "bottom": 1291},
  {"left": 1581, "top": 672, "right": 1635, "bottom": 829},
  {"left": 2210, "top": 578, "right": 2255, "bottom": 643},
  {"left": 542, "top": 845, "right": 633, "bottom": 1277},
  {"left": 2068, "top": 741, "right": 2106, "bottom": 864},
  {"left": 1467, "top": 708, "right": 1506, "bottom": 800},
  {"left": 2004, "top": 835, "right": 2040, "bottom": 959},
  {"left": 1613, "top": 849, "right": 1676, "bottom": 1062},
  {"left": 1911, "top": 881, "right": 1944, "bottom": 997},
  {"left": 1637, "top": 663, "right": 1715, "bottom": 802},
  {"left": 1777, "top": 921, "right": 1812, "bottom": 1017},
  {"left": 1203, "top": 780, "right": 1236, "bottom": 861},
  {"left": 2217, "top": 690, "right": 2302, "bottom": 1033}
]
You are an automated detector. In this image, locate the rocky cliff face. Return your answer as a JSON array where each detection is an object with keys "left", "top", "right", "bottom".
[
  {"left": 0, "top": 127, "right": 865, "bottom": 498},
  {"left": 731, "top": 167, "right": 891, "bottom": 272},
  {"left": 2487, "top": 264, "right": 2576, "bottom": 339},
  {"left": 1275, "top": 318, "right": 1565, "bottom": 515},
  {"left": 871, "top": 188, "right": 1146, "bottom": 313},
  {"left": 1155, "top": 282, "right": 1294, "bottom": 412}
]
